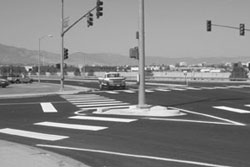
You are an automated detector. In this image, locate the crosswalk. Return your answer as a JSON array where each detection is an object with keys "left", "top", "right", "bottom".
[
  {"left": 95, "top": 84, "right": 250, "bottom": 95},
  {"left": 0, "top": 94, "right": 138, "bottom": 141},
  {"left": 61, "top": 94, "right": 131, "bottom": 110},
  {"left": 1, "top": 91, "right": 250, "bottom": 141}
]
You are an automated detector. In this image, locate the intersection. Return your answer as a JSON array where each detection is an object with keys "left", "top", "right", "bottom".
[{"left": 0, "top": 82, "right": 249, "bottom": 167}]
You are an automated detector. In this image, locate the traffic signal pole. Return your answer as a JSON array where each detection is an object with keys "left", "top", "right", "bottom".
[
  {"left": 60, "top": 0, "right": 102, "bottom": 91},
  {"left": 138, "top": 0, "right": 147, "bottom": 108},
  {"left": 61, "top": 0, "right": 65, "bottom": 90}
]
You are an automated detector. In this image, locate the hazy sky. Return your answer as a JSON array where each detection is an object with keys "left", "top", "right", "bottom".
[{"left": 0, "top": 0, "right": 250, "bottom": 58}]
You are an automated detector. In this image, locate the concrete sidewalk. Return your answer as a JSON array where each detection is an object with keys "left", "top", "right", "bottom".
[
  {"left": 0, "top": 140, "right": 89, "bottom": 167},
  {"left": 0, "top": 82, "right": 91, "bottom": 99},
  {"left": 0, "top": 82, "right": 91, "bottom": 167}
]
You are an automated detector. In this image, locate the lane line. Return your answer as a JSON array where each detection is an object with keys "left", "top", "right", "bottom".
[
  {"left": 145, "top": 89, "right": 154, "bottom": 93},
  {"left": 34, "top": 122, "right": 108, "bottom": 131},
  {"left": 185, "top": 87, "right": 202, "bottom": 90},
  {"left": 170, "top": 88, "right": 186, "bottom": 91},
  {"left": 69, "top": 116, "right": 137, "bottom": 123},
  {"left": 213, "top": 106, "right": 250, "bottom": 114},
  {"left": 155, "top": 89, "right": 171, "bottom": 92},
  {"left": 148, "top": 118, "right": 235, "bottom": 126},
  {"left": 0, "top": 128, "right": 68, "bottom": 141},
  {"left": 200, "top": 87, "right": 217, "bottom": 90},
  {"left": 40, "top": 103, "right": 57, "bottom": 113},
  {"left": 122, "top": 90, "right": 135, "bottom": 93},
  {"left": 105, "top": 91, "right": 119, "bottom": 94},
  {"left": 37, "top": 144, "right": 231, "bottom": 167},
  {"left": 169, "top": 107, "right": 245, "bottom": 126}
]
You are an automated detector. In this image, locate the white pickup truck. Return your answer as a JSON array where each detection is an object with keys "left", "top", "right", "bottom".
[{"left": 98, "top": 72, "right": 126, "bottom": 90}]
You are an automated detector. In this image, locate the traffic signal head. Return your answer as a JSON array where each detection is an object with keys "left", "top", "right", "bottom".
[
  {"left": 129, "top": 47, "right": 139, "bottom": 60},
  {"left": 207, "top": 20, "right": 212, "bottom": 32},
  {"left": 87, "top": 13, "right": 93, "bottom": 27},
  {"left": 240, "top": 24, "right": 245, "bottom": 36},
  {"left": 64, "top": 48, "right": 69, "bottom": 59},
  {"left": 96, "top": 0, "right": 103, "bottom": 19}
]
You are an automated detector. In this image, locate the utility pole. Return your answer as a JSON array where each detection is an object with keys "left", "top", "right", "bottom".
[
  {"left": 60, "top": 0, "right": 65, "bottom": 91},
  {"left": 138, "top": 0, "right": 147, "bottom": 108}
]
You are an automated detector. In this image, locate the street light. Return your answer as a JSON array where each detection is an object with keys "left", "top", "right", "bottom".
[{"left": 38, "top": 34, "right": 53, "bottom": 84}]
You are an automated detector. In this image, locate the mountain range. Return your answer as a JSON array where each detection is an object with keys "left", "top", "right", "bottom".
[{"left": 0, "top": 43, "right": 249, "bottom": 66}]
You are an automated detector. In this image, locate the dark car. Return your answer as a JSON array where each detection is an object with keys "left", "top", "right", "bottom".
[
  {"left": 0, "top": 78, "right": 9, "bottom": 88},
  {"left": 20, "top": 76, "right": 33, "bottom": 83}
]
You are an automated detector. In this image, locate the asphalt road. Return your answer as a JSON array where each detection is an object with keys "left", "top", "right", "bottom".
[{"left": 0, "top": 80, "right": 250, "bottom": 167}]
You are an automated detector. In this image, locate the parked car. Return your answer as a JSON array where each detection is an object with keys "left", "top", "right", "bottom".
[{"left": 0, "top": 78, "right": 9, "bottom": 88}]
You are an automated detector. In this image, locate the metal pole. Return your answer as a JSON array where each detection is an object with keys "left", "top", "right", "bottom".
[
  {"left": 138, "top": 0, "right": 146, "bottom": 108},
  {"left": 38, "top": 39, "right": 41, "bottom": 84},
  {"left": 60, "top": 0, "right": 65, "bottom": 91}
]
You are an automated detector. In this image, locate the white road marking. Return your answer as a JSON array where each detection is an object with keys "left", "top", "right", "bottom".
[
  {"left": 105, "top": 91, "right": 119, "bottom": 94},
  {"left": 65, "top": 96, "right": 104, "bottom": 101},
  {"left": 34, "top": 122, "right": 107, "bottom": 131},
  {"left": 213, "top": 106, "right": 250, "bottom": 114},
  {"left": 0, "top": 128, "right": 68, "bottom": 141},
  {"left": 76, "top": 103, "right": 129, "bottom": 108},
  {"left": 69, "top": 99, "right": 117, "bottom": 103},
  {"left": 122, "top": 90, "right": 135, "bottom": 93},
  {"left": 201, "top": 87, "right": 217, "bottom": 90},
  {"left": 169, "top": 107, "right": 245, "bottom": 126},
  {"left": 213, "top": 87, "right": 229, "bottom": 89},
  {"left": 155, "top": 88, "right": 171, "bottom": 92},
  {"left": 40, "top": 103, "right": 57, "bottom": 113},
  {"left": 69, "top": 116, "right": 137, "bottom": 123},
  {"left": 148, "top": 118, "right": 236, "bottom": 126},
  {"left": 145, "top": 89, "right": 154, "bottom": 93},
  {"left": 73, "top": 101, "right": 124, "bottom": 105},
  {"left": 37, "top": 144, "right": 232, "bottom": 167},
  {"left": 78, "top": 105, "right": 131, "bottom": 110},
  {"left": 185, "top": 87, "right": 202, "bottom": 90},
  {"left": 170, "top": 88, "right": 186, "bottom": 91}
]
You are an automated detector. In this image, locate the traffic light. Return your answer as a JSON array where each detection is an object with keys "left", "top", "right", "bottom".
[
  {"left": 87, "top": 13, "right": 93, "bottom": 27},
  {"left": 129, "top": 47, "right": 139, "bottom": 60},
  {"left": 240, "top": 24, "right": 245, "bottom": 36},
  {"left": 96, "top": 0, "right": 103, "bottom": 19},
  {"left": 64, "top": 48, "right": 69, "bottom": 59},
  {"left": 207, "top": 20, "right": 212, "bottom": 32}
]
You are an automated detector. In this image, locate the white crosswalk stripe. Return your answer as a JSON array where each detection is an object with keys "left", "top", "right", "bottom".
[
  {"left": 69, "top": 116, "right": 137, "bottom": 123},
  {"left": 34, "top": 122, "right": 108, "bottom": 131},
  {"left": 0, "top": 128, "right": 69, "bottom": 141}
]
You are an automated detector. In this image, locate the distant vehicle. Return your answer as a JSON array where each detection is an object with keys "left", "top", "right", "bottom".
[
  {"left": 20, "top": 76, "right": 33, "bottom": 83},
  {"left": 0, "top": 78, "right": 9, "bottom": 88},
  {"left": 7, "top": 75, "right": 33, "bottom": 84},
  {"left": 98, "top": 72, "right": 126, "bottom": 90},
  {"left": 7, "top": 75, "right": 21, "bottom": 83}
]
